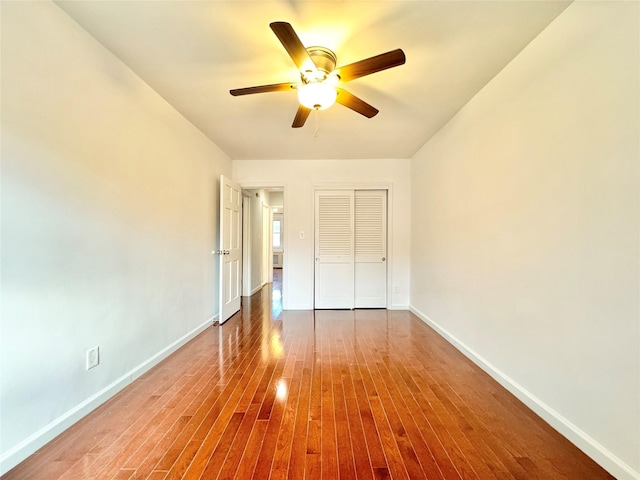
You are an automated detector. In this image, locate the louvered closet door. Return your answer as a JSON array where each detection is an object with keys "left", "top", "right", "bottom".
[
  {"left": 314, "top": 190, "right": 354, "bottom": 309},
  {"left": 354, "top": 190, "right": 387, "bottom": 308},
  {"left": 314, "top": 189, "right": 387, "bottom": 309}
]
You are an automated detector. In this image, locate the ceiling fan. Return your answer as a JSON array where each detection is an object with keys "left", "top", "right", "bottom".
[{"left": 230, "top": 22, "right": 406, "bottom": 128}]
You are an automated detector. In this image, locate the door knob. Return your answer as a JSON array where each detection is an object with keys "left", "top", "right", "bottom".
[{"left": 382, "top": 257, "right": 386, "bottom": 261}]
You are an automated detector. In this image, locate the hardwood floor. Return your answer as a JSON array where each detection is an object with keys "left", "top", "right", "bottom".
[{"left": 3, "top": 273, "right": 613, "bottom": 479}]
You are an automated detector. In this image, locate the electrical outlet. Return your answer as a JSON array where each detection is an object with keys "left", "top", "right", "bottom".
[
  {"left": 86, "top": 346, "right": 99, "bottom": 370},
  {"left": 299, "top": 231, "right": 305, "bottom": 239},
  {"left": 394, "top": 286, "right": 399, "bottom": 293}
]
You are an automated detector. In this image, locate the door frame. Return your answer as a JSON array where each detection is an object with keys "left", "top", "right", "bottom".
[
  {"left": 239, "top": 183, "right": 287, "bottom": 307},
  {"left": 312, "top": 182, "right": 393, "bottom": 309}
]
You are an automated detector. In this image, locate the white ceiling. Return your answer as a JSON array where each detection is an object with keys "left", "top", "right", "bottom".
[{"left": 55, "top": 1, "right": 570, "bottom": 160}]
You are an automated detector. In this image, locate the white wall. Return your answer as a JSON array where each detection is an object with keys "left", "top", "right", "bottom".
[
  {"left": 410, "top": 2, "right": 639, "bottom": 478},
  {"left": 233, "top": 159, "right": 411, "bottom": 310},
  {"left": 269, "top": 190, "right": 284, "bottom": 208},
  {"left": 0, "top": 1, "right": 232, "bottom": 473}
]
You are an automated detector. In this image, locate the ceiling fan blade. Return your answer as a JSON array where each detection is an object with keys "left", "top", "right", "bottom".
[
  {"left": 270, "top": 22, "right": 317, "bottom": 75},
  {"left": 335, "top": 88, "right": 379, "bottom": 118},
  {"left": 292, "top": 105, "right": 312, "bottom": 128},
  {"left": 335, "top": 49, "right": 406, "bottom": 82},
  {"left": 230, "top": 83, "right": 297, "bottom": 96}
]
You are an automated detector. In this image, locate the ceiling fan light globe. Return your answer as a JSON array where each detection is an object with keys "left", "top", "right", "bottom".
[{"left": 297, "top": 82, "right": 337, "bottom": 111}]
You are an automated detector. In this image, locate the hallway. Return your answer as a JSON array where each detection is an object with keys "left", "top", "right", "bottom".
[{"left": 3, "top": 281, "right": 612, "bottom": 479}]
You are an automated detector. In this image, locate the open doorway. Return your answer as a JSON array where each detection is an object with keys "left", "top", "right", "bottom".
[{"left": 241, "top": 187, "right": 285, "bottom": 308}]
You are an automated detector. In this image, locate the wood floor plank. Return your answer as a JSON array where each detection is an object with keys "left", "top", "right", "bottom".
[
  {"left": 249, "top": 370, "right": 288, "bottom": 479},
  {"left": 349, "top": 358, "right": 389, "bottom": 472},
  {"left": 330, "top": 333, "right": 357, "bottom": 480},
  {"left": 319, "top": 325, "right": 339, "bottom": 480},
  {"left": 368, "top": 396, "right": 410, "bottom": 480},
  {"left": 196, "top": 411, "right": 244, "bottom": 479},
  {"left": 127, "top": 415, "right": 193, "bottom": 479},
  {"left": 2, "top": 274, "right": 615, "bottom": 480},
  {"left": 391, "top": 361, "right": 466, "bottom": 479},
  {"left": 230, "top": 419, "right": 267, "bottom": 480},
  {"left": 343, "top": 396, "right": 375, "bottom": 480},
  {"left": 178, "top": 355, "right": 270, "bottom": 476},
  {"left": 286, "top": 344, "right": 313, "bottom": 480},
  {"left": 371, "top": 358, "right": 447, "bottom": 479},
  {"left": 336, "top": 335, "right": 375, "bottom": 480},
  {"left": 268, "top": 360, "right": 304, "bottom": 480},
  {"left": 214, "top": 403, "right": 260, "bottom": 480}
]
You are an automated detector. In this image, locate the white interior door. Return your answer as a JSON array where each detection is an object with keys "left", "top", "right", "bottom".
[
  {"left": 219, "top": 175, "right": 242, "bottom": 323},
  {"left": 314, "top": 190, "right": 354, "bottom": 309},
  {"left": 354, "top": 190, "right": 387, "bottom": 308}
]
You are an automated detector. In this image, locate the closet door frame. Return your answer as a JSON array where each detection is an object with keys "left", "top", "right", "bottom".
[{"left": 313, "top": 182, "right": 393, "bottom": 309}]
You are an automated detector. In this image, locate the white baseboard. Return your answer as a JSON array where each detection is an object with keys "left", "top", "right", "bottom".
[
  {"left": 409, "top": 305, "right": 639, "bottom": 480},
  {"left": 388, "top": 304, "right": 409, "bottom": 310},
  {"left": 249, "top": 284, "right": 263, "bottom": 296},
  {"left": 282, "top": 304, "right": 313, "bottom": 310},
  {"left": 0, "top": 316, "right": 216, "bottom": 476},
  {"left": 277, "top": 305, "right": 410, "bottom": 311}
]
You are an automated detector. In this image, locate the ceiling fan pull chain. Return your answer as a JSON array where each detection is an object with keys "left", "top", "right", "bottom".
[{"left": 314, "top": 109, "right": 320, "bottom": 137}]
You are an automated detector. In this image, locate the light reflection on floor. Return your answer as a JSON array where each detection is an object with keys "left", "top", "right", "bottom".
[{"left": 271, "top": 268, "right": 283, "bottom": 318}]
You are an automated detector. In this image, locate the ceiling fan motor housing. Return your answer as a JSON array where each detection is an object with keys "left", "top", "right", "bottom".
[{"left": 304, "top": 46, "right": 337, "bottom": 81}]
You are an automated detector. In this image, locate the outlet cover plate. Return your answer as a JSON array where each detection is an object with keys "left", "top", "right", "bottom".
[{"left": 86, "top": 346, "right": 99, "bottom": 370}]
